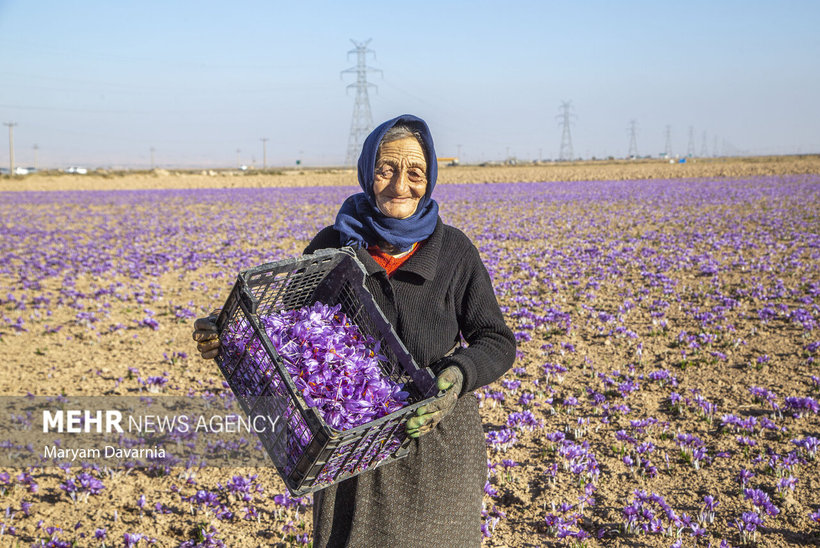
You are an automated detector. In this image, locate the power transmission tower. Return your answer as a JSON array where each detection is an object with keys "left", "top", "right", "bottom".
[
  {"left": 627, "top": 119, "right": 639, "bottom": 159},
  {"left": 712, "top": 136, "right": 719, "bottom": 158},
  {"left": 700, "top": 131, "right": 708, "bottom": 158},
  {"left": 4, "top": 122, "right": 17, "bottom": 174},
  {"left": 342, "top": 39, "right": 382, "bottom": 166},
  {"left": 556, "top": 101, "right": 574, "bottom": 161},
  {"left": 722, "top": 139, "right": 741, "bottom": 157},
  {"left": 260, "top": 138, "right": 269, "bottom": 169},
  {"left": 664, "top": 125, "right": 673, "bottom": 158},
  {"left": 687, "top": 126, "right": 695, "bottom": 157}
]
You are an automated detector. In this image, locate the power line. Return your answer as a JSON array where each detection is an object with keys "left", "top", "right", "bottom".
[
  {"left": 342, "top": 39, "right": 381, "bottom": 166},
  {"left": 0, "top": 103, "right": 154, "bottom": 115}
]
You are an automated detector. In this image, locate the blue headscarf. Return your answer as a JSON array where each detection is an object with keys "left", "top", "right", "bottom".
[{"left": 333, "top": 114, "right": 439, "bottom": 253}]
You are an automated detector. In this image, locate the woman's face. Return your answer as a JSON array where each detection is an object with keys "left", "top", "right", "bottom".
[{"left": 373, "top": 136, "right": 428, "bottom": 219}]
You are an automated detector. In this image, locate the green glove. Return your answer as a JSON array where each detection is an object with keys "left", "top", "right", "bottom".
[
  {"left": 406, "top": 365, "right": 463, "bottom": 438},
  {"left": 192, "top": 309, "right": 221, "bottom": 359}
]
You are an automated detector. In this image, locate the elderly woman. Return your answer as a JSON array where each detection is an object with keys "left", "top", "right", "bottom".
[{"left": 194, "top": 114, "right": 515, "bottom": 547}]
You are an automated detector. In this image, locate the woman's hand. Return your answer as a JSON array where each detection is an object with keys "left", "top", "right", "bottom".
[
  {"left": 405, "top": 365, "right": 463, "bottom": 438},
  {"left": 192, "top": 309, "right": 221, "bottom": 359}
]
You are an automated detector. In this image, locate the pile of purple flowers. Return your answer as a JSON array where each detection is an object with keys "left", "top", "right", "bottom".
[{"left": 259, "top": 302, "right": 409, "bottom": 431}]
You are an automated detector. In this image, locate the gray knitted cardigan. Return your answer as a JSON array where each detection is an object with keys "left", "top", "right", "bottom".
[{"left": 304, "top": 218, "right": 516, "bottom": 547}]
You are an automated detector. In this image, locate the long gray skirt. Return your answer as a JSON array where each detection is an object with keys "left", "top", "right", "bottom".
[{"left": 312, "top": 394, "right": 487, "bottom": 548}]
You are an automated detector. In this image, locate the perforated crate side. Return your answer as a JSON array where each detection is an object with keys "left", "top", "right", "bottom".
[
  {"left": 284, "top": 395, "right": 436, "bottom": 496},
  {"left": 241, "top": 249, "right": 345, "bottom": 316},
  {"left": 216, "top": 275, "right": 322, "bottom": 477}
]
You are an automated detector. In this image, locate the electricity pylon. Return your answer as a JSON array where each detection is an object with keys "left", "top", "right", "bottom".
[
  {"left": 627, "top": 119, "right": 639, "bottom": 159},
  {"left": 664, "top": 125, "right": 673, "bottom": 158},
  {"left": 687, "top": 126, "right": 696, "bottom": 157},
  {"left": 342, "top": 39, "right": 382, "bottom": 166},
  {"left": 557, "top": 101, "right": 574, "bottom": 161}
]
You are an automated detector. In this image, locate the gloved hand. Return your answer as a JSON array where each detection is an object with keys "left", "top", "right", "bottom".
[
  {"left": 405, "top": 365, "right": 463, "bottom": 438},
  {"left": 192, "top": 309, "right": 221, "bottom": 359}
]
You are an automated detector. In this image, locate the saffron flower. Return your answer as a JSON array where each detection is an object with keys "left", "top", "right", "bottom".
[
  {"left": 59, "top": 472, "right": 105, "bottom": 503},
  {"left": 224, "top": 302, "right": 410, "bottom": 432}
]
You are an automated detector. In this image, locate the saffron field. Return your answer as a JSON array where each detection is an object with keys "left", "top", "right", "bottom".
[{"left": 0, "top": 174, "right": 819, "bottom": 546}]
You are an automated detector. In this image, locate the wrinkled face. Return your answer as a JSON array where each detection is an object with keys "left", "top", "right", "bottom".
[{"left": 373, "top": 136, "right": 428, "bottom": 219}]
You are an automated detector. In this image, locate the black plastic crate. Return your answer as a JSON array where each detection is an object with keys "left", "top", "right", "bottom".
[{"left": 214, "top": 248, "right": 440, "bottom": 495}]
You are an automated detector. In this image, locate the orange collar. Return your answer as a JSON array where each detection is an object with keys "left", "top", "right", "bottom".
[{"left": 367, "top": 242, "right": 422, "bottom": 277}]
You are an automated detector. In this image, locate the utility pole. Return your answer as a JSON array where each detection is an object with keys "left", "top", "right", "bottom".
[
  {"left": 627, "top": 119, "right": 639, "bottom": 159},
  {"left": 4, "top": 122, "right": 17, "bottom": 174},
  {"left": 342, "top": 39, "right": 382, "bottom": 166},
  {"left": 260, "top": 138, "right": 269, "bottom": 169},
  {"left": 556, "top": 101, "right": 575, "bottom": 161},
  {"left": 33, "top": 144, "right": 39, "bottom": 170}
]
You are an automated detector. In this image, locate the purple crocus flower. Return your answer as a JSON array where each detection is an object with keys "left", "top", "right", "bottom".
[
  {"left": 59, "top": 472, "right": 105, "bottom": 503},
  {"left": 123, "top": 532, "right": 144, "bottom": 547},
  {"left": 743, "top": 488, "right": 779, "bottom": 517},
  {"left": 792, "top": 436, "right": 820, "bottom": 459},
  {"left": 783, "top": 396, "right": 819, "bottom": 418}
]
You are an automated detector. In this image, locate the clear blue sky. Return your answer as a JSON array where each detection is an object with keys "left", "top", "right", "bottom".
[{"left": 1, "top": 0, "right": 818, "bottom": 169}]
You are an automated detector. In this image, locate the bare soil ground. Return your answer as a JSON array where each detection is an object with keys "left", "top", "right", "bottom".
[
  {"left": 2, "top": 155, "right": 819, "bottom": 192},
  {"left": 0, "top": 158, "right": 818, "bottom": 547}
]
